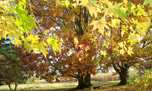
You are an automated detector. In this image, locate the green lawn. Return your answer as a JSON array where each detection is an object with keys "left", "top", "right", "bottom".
[{"left": 0, "top": 81, "right": 121, "bottom": 91}]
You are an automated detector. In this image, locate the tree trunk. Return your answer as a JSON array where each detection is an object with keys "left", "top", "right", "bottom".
[
  {"left": 113, "top": 63, "right": 129, "bottom": 85},
  {"left": 8, "top": 84, "right": 12, "bottom": 91},
  {"left": 118, "top": 69, "right": 128, "bottom": 85},
  {"left": 77, "top": 75, "right": 86, "bottom": 89},
  {"left": 84, "top": 73, "right": 92, "bottom": 87},
  {"left": 14, "top": 82, "right": 18, "bottom": 91}
]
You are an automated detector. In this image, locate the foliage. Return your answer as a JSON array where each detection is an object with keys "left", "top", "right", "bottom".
[
  {"left": 128, "top": 69, "right": 152, "bottom": 91},
  {"left": 0, "top": 0, "right": 59, "bottom": 57},
  {"left": 0, "top": 38, "right": 24, "bottom": 91}
]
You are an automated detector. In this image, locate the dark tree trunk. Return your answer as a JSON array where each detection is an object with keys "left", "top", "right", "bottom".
[
  {"left": 77, "top": 71, "right": 92, "bottom": 89},
  {"left": 77, "top": 75, "right": 86, "bottom": 89},
  {"left": 118, "top": 69, "right": 128, "bottom": 85},
  {"left": 14, "top": 82, "right": 18, "bottom": 91},
  {"left": 113, "top": 63, "right": 129, "bottom": 85},
  {"left": 84, "top": 73, "right": 92, "bottom": 87},
  {"left": 8, "top": 84, "right": 12, "bottom": 91}
]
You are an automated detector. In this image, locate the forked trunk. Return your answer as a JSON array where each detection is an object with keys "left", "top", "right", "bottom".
[{"left": 113, "top": 63, "right": 129, "bottom": 85}]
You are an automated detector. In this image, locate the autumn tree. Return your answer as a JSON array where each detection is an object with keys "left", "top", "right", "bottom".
[
  {"left": 96, "top": 0, "right": 152, "bottom": 85},
  {"left": 18, "top": 0, "right": 102, "bottom": 88}
]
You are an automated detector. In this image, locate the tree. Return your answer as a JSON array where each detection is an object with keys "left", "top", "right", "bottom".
[
  {"left": 0, "top": 38, "right": 25, "bottom": 91},
  {"left": 95, "top": 0, "right": 152, "bottom": 85},
  {"left": 17, "top": 0, "right": 104, "bottom": 88}
]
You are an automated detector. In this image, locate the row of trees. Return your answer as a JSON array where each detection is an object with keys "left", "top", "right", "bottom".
[{"left": 0, "top": 0, "right": 152, "bottom": 90}]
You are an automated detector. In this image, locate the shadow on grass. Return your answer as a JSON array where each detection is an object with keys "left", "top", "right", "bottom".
[{"left": 28, "top": 81, "right": 121, "bottom": 91}]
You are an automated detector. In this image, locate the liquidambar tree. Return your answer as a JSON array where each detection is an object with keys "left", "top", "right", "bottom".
[{"left": 21, "top": 0, "right": 102, "bottom": 88}]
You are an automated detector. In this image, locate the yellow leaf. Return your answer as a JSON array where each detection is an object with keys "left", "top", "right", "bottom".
[
  {"left": 44, "top": 30, "right": 48, "bottom": 35},
  {"left": 127, "top": 49, "right": 133, "bottom": 56},
  {"left": 47, "top": 38, "right": 52, "bottom": 45},
  {"left": 86, "top": 2, "right": 101, "bottom": 17},
  {"left": 41, "top": 48, "right": 48, "bottom": 58},
  {"left": 65, "top": 0, "right": 70, "bottom": 8},
  {"left": 90, "top": 18, "right": 107, "bottom": 34},
  {"left": 78, "top": 0, "right": 88, "bottom": 6},
  {"left": 13, "top": 40, "right": 22, "bottom": 47},
  {"left": 118, "top": 42, "right": 125, "bottom": 48},
  {"left": 123, "top": 0, "right": 128, "bottom": 4},
  {"left": 100, "top": 50, "right": 107, "bottom": 57},
  {"left": 120, "top": 49, "right": 125, "bottom": 55},
  {"left": 74, "top": 37, "right": 78, "bottom": 45}
]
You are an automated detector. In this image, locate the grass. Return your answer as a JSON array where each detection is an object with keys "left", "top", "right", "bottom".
[
  {"left": 0, "top": 71, "right": 136, "bottom": 91},
  {"left": 0, "top": 81, "right": 121, "bottom": 91}
]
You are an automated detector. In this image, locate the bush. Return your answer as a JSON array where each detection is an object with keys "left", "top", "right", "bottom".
[{"left": 128, "top": 69, "right": 152, "bottom": 91}]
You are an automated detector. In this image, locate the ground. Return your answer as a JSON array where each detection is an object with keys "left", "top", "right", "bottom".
[{"left": 0, "top": 80, "right": 130, "bottom": 91}]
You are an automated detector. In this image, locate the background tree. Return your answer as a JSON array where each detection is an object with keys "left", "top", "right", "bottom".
[
  {"left": 96, "top": 0, "right": 152, "bottom": 85},
  {"left": 20, "top": 0, "right": 102, "bottom": 88},
  {"left": 0, "top": 38, "right": 25, "bottom": 91}
]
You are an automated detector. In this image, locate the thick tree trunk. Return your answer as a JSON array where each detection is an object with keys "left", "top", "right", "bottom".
[
  {"left": 77, "top": 72, "right": 92, "bottom": 89},
  {"left": 76, "top": 70, "right": 92, "bottom": 89},
  {"left": 113, "top": 63, "right": 129, "bottom": 85},
  {"left": 118, "top": 69, "right": 128, "bottom": 85},
  {"left": 77, "top": 75, "right": 86, "bottom": 89},
  {"left": 84, "top": 73, "right": 92, "bottom": 87}
]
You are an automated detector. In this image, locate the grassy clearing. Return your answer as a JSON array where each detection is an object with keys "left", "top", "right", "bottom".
[
  {"left": 1, "top": 71, "right": 136, "bottom": 91},
  {"left": 0, "top": 81, "right": 120, "bottom": 91}
]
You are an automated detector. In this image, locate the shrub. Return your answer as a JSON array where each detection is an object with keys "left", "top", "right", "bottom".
[{"left": 128, "top": 69, "right": 152, "bottom": 91}]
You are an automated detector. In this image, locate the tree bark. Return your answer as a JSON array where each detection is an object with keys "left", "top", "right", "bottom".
[
  {"left": 14, "top": 82, "right": 18, "bottom": 91},
  {"left": 84, "top": 72, "right": 92, "bottom": 87},
  {"left": 77, "top": 71, "right": 92, "bottom": 89},
  {"left": 77, "top": 75, "right": 86, "bottom": 89},
  {"left": 8, "top": 84, "right": 12, "bottom": 91},
  {"left": 113, "top": 63, "right": 129, "bottom": 85},
  {"left": 118, "top": 69, "right": 128, "bottom": 85}
]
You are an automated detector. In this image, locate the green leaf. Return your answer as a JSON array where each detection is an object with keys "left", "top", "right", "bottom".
[
  {"left": 114, "top": 8, "right": 127, "bottom": 21},
  {"left": 91, "top": 0, "right": 98, "bottom": 5},
  {"left": 114, "top": 2, "right": 123, "bottom": 8},
  {"left": 115, "top": 36, "right": 119, "bottom": 40},
  {"left": 127, "top": 2, "right": 132, "bottom": 8},
  {"left": 143, "top": 0, "right": 152, "bottom": 7},
  {"left": 114, "top": 3, "right": 127, "bottom": 21}
]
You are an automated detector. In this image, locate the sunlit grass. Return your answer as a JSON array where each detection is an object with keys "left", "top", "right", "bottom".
[{"left": 0, "top": 81, "right": 121, "bottom": 91}]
